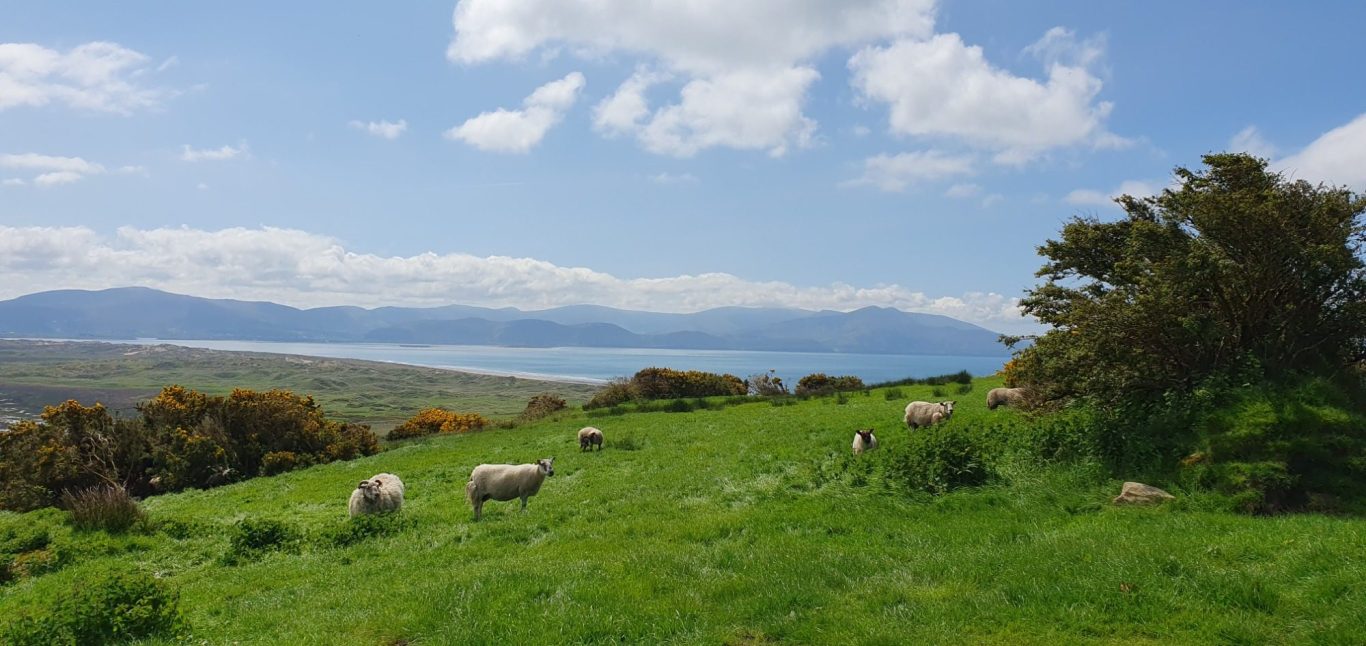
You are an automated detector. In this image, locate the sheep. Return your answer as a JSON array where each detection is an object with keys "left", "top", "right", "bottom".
[
  {"left": 466, "top": 458, "right": 554, "bottom": 521},
  {"left": 578, "top": 426, "right": 604, "bottom": 451},
  {"left": 904, "top": 400, "right": 955, "bottom": 429},
  {"left": 987, "top": 387, "right": 1028, "bottom": 410},
  {"left": 348, "top": 473, "right": 405, "bottom": 517},
  {"left": 852, "top": 428, "right": 879, "bottom": 455}
]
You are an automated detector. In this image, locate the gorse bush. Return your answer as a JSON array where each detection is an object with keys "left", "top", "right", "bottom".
[
  {"left": 0, "top": 387, "right": 381, "bottom": 512},
  {"left": 795, "top": 373, "right": 866, "bottom": 396},
  {"left": 61, "top": 485, "right": 146, "bottom": 533},
  {"left": 1, "top": 568, "right": 184, "bottom": 645},
  {"left": 518, "top": 393, "right": 568, "bottom": 422},
  {"left": 585, "top": 368, "right": 747, "bottom": 409},
  {"left": 387, "top": 407, "right": 489, "bottom": 440}
]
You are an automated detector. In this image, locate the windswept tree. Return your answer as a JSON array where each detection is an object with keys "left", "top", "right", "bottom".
[{"left": 1013, "top": 153, "right": 1365, "bottom": 403}]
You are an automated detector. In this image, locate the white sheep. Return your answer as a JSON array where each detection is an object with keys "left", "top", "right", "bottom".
[
  {"left": 987, "top": 387, "right": 1028, "bottom": 410},
  {"left": 348, "top": 473, "right": 405, "bottom": 517},
  {"left": 578, "top": 426, "right": 604, "bottom": 451},
  {"left": 852, "top": 428, "right": 878, "bottom": 455},
  {"left": 904, "top": 400, "right": 955, "bottom": 429},
  {"left": 466, "top": 458, "right": 554, "bottom": 521}
]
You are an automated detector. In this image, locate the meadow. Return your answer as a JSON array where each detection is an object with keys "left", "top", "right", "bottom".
[
  {"left": 0, "top": 340, "right": 600, "bottom": 425},
  {"left": 2, "top": 376, "right": 1362, "bottom": 644}
]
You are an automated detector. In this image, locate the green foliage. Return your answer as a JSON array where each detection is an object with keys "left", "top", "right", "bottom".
[
  {"left": 321, "top": 513, "right": 415, "bottom": 548},
  {"left": 885, "top": 426, "right": 993, "bottom": 494},
  {"left": 794, "top": 373, "right": 866, "bottom": 396},
  {"left": 870, "top": 370, "right": 973, "bottom": 388},
  {"left": 1016, "top": 153, "right": 1365, "bottom": 403},
  {"left": 585, "top": 368, "right": 748, "bottom": 409},
  {"left": 61, "top": 485, "right": 147, "bottom": 534},
  {"left": 225, "top": 518, "right": 300, "bottom": 563},
  {"left": 882, "top": 387, "right": 904, "bottom": 401},
  {"left": 1, "top": 568, "right": 184, "bottom": 645}
]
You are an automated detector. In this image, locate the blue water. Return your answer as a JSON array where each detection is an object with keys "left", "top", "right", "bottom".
[{"left": 93, "top": 339, "right": 1008, "bottom": 385}]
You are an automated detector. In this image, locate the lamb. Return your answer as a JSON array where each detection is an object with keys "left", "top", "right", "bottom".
[
  {"left": 987, "top": 387, "right": 1028, "bottom": 410},
  {"left": 348, "top": 473, "right": 405, "bottom": 517},
  {"left": 904, "top": 400, "right": 956, "bottom": 429},
  {"left": 852, "top": 428, "right": 878, "bottom": 455},
  {"left": 465, "top": 458, "right": 554, "bottom": 521},
  {"left": 578, "top": 426, "right": 604, "bottom": 451}
]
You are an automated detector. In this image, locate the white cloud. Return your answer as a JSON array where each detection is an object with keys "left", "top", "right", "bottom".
[
  {"left": 155, "top": 55, "right": 179, "bottom": 73},
  {"left": 1064, "top": 179, "right": 1161, "bottom": 207},
  {"left": 180, "top": 143, "right": 248, "bottom": 162},
  {"left": 349, "top": 119, "right": 408, "bottom": 140},
  {"left": 649, "top": 172, "right": 698, "bottom": 185},
  {"left": 2, "top": 178, "right": 26, "bottom": 186},
  {"left": 450, "top": 0, "right": 936, "bottom": 157},
  {"left": 1274, "top": 113, "right": 1366, "bottom": 190},
  {"left": 0, "top": 41, "right": 171, "bottom": 113},
  {"left": 1230, "top": 125, "right": 1276, "bottom": 159},
  {"left": 0, "top": 153, "right": 107, "bottom": 186},
  {"left": 445, "top": 72, "right": 585, "bottom": 153},
  {"left": 945, "top": 183, "right": 981, "bottom": 198},
  {"left": 981, "top": 194, "right": 1004, "bottom": 208},
  {"left": 0, "top": 224, "right": 1037, "bottom": 332},
  {"left": 850, "top": 28, "right": 1126, "bottom": 164},
  {"left": 844, "top": 150, "right": 974, "bottom": 192},
  {"left": 196, "top": 182, "right": 209, "bottom": 190}
]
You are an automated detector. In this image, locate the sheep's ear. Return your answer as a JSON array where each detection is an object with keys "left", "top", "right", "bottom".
[{"left": 358, "top": 480, "right": 368, "bottom": 487}]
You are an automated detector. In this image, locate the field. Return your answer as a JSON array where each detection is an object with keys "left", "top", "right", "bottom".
[
  {"left": 0, "top": 340, "right": 601, "bottom": 426},
  {"left": 2, "top": 376, "right": 1362, "bottom": 644}
]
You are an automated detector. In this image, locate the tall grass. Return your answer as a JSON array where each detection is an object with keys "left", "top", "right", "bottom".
[{"left": 61, "top": 485, "right": 146, "bottom": 533}]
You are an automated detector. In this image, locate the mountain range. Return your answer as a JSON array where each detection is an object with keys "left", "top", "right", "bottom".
[{"left": 0, "top": 287, "right": 1009, "bottom": 356}]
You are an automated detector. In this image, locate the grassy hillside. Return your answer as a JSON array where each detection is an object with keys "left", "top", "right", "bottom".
[
  {"left": 0, "top": 340, "right": 600, "bottom": 425},
  {"left": 2, "top": 378, "right": 1363, "bottom": 644}
]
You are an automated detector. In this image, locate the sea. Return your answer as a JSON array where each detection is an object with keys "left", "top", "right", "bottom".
[{"left": 89, "top": 339, "right": 1010, "bottom": 385}]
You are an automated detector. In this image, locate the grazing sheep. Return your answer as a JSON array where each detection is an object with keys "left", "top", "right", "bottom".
[
  {"left": 987, "top": 387, "right": 1028, "bottom": 410},
  {"left": 348, "top": 473, "right": 405, "bottom": 517},
  {"left": 578, "top": 426, "right": 604, "bottom": 451},
  {"left": 852, "top": 428, "right": 879, "bottom": 455},
  {"left": 904, "top": 400, "right": 956, "bottom": 429},
  {"left": 466, "top": 458, "right": 555, "bottom": 521}
]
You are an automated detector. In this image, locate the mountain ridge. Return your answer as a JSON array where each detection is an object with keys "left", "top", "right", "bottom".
[{"left": 0, "top": 287, "right": 1009, "bottom": 357}]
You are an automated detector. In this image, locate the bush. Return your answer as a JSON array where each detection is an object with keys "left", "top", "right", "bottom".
[
  {"left": 261, "top": 451, "right": 313, "bottom": 476},
  {"left": 225, "top": 518, "right": 300, "bottom": 563},
  {"left": 61, "top": 485, "right": 146, "bottom": 533},
  {"left": 870, "top": 371, "right": 973, "bottom": 389},
  {"left": 795, "top": 373, "right": 866, "bottom": 396},
  {"left": 321, "top": 513, "right": 415, "bottom": 548},
  {"left": 583, "top": 378, "right": 637, "bottom": 410},
  {"left": 519, "top": 394, "right": 568, "bottom": 422},
  {"left": 388, "top": 407, "right": 489, "bottom": 440},
  {"left": 886, "top": 427, "right": 993, "bottom": 494},
  {"left": 883, "top": 387, "right": 904, "bottom": 401},
  {"left": 1, "top": 568, "right": 184, "bottom": 645},
  {"left": 747, "top": 371, "right": 789, "bottom": 396}
]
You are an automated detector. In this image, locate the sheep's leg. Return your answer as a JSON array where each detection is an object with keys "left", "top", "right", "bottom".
[
  {"left": 473, "top": 498, "right": 482, "bottom": 521},
  {"left": 520, "top": 495, "right": 528, "bottom": 511}
]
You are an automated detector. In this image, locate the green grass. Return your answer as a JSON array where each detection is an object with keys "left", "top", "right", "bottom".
[
  {"left": 0, "top": 340, "right": 600, "bottom": 426},
  {"left": 2, "top": 378, "right": 1363, "bottom": 644}
]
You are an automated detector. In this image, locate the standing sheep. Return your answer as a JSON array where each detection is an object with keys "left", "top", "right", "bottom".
[
  {"left": 852, "top": 428, "right": 879, "bottom": 455},
  {"left": 348, "top": 473, "right": 405, "bottom": 516},
  {"left": 466, "top": 458, "right": 555, "bottom": 521},
  {"left": 578, "top": 426, "right": 604, "bottom": 451},
  {"left": 904, "top": 400, "right": 955, "bottom": 429},
  {"left": 987, "top": 387, "right": 1028, "bottom": 410}
]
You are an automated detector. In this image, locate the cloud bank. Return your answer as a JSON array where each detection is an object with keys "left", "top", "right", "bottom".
[{"left": 0, "top": 225, "right": 1037, "bottom": 333}]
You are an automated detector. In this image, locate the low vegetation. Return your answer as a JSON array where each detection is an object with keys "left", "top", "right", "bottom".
[
  {"left": 387, "top": 407, "right": 490, "bottom": 440},
  {"left": 583, "top": 367, "right": 747, "bottom": 409}
]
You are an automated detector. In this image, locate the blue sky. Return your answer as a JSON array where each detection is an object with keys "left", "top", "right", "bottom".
[{"left": 2, "top": 1, "right": 1364, "bottom": 334}]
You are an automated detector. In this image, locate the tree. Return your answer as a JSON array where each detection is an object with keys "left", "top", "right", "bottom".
[{"left": 1014, "top": 153, "right": 1365, "bottom": 403}]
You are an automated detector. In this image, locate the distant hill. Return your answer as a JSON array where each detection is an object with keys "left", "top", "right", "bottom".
[{"left": 0, "top": 287, "right": 1009, "bottom": 356}]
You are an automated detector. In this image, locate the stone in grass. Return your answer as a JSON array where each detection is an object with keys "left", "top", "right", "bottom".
[{"left": 1113, "top": 482, "right": 1176, "bottom": 505}]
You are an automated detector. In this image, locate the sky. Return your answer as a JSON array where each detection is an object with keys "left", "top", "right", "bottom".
[{"left": 2, "top": 1, "right": 1364, "bottom": 335}]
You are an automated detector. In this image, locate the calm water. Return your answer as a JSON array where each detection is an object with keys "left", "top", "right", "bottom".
[{"left": 97, "top": 339, "right": 1007, "bottom": 385}]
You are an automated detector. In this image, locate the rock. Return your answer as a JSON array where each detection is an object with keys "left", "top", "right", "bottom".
[{"left": 1113, "top": 481, "right": 1175, "bottom": 505}]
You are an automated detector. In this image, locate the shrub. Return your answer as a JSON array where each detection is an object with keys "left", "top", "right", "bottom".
[
  {"left": 1, "top": 568, "right": 184, "bottom": 645},
  {"left": 886, "top": 427, "right": 993, "bottom": 494},
  {"left": 519, "top": 394, "right": 568, "bottom": 422},
  {"left": 631, "top": 367, "right": 747, "bottom": 400},
  {"left": 870, "top": 371, "right": 973, "bottom": 389},
  {"left": 583, "top": 378, "right": 637, "bottom": 410},
  {"left": 261, "top": 451, "right": 313, "bottom": 476},
  {"left": 1, "top": 523, "right": 55, "bottom": 584},
  {"left": 955, "top": 382, "right": 974, "bottom": 395},
  {"left": 747, "top": 371, "right": 789, "bottom": 396},
  {"left": 388, "top": 407, "right": 489, "bottom": 440},
  {"left": 321, "top": 512, "right": 415, "bottom": 548},
  {"left": 61, "top": 485, "right": 147, "bottom": 533},
  {"left": 225, "top": 518, "right": 300, "bottom": 563},
  {"left": 795, "top": 373, "right": 866, "bottom": 396},
  {"left": 883, "top": 387, "right": 904, "bottom": 401}
]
